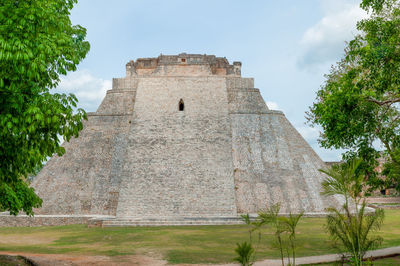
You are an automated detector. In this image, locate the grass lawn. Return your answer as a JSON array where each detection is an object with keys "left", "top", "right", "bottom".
[
  {"left": 0, "top": 209, "right": 399, "bottom": 264},
  {"left": 370, "top": 256, "right": 400, "bottom": 265},
  {"left": 303, "top": 255, "right": 400, "bottom": 265}
]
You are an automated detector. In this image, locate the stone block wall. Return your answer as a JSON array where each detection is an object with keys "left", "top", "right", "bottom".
[
  {"left": 31, "top": 89, "right": 135, "bottom": 216},
  {"left": 116, "top": 76, "right": 237, "bottom": 217},
  {"left": 0, "top": 214, "right": 91, "bottom": 227},
  {"left": 231, "top": 111, "right": 343, "bottom": 213},
  {"left": 96, "top": 89, "right": 136, "bottom": 115},
  {"left": 228, "top": 88, "right": 269, "bottom": 114},
  {"left": 27, "top": 54, "right": 344, "bottom": 226}
]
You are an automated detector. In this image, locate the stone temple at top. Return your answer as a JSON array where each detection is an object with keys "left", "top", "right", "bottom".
[{"left": 25, "top": 53, "right": 341, "bottom": 226}]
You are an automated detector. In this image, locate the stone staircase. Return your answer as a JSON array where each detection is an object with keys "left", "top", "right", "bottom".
[
  {"left": 87, "top": 211, "right": 351, "bottom": 227},
  {"left": 88, "top": 216, "right": 245, "bottom": 227}
]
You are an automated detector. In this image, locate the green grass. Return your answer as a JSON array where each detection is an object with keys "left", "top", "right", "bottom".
[
  {"left": 372, "top": 256, "right": 400, "bottom": 265},
  {"left": 0, "top": 209, "right": 399, "bottom": 264},
  {"left": 303, "top": 255, "right": 400, "bottom": 265}
]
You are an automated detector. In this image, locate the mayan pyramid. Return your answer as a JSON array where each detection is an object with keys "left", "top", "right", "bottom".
[{"left": 29, "top": 53, "right": 342, "bottom": 226}]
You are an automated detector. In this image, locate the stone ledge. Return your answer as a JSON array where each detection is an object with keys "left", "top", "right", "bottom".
[
  {"left": 230, "top": 110, "right": 284, "bottom": 115},
  {"left": 87, "top": 112, "right": 133, "bottom": 117},
  {"left": 0, "top": 214, "right": 114, "bottom": 227},
  {"left": 0, "top": 209, "right": 374, "bottom": 227},
  {"left": 106, "top": 89, "right": 136, "bottom": 94},
  {"left": 89, "top": 211, "right": 371, "bottom": 227},
  {"left": 229, "top": 88, "right": 260, "bottom": 92}
]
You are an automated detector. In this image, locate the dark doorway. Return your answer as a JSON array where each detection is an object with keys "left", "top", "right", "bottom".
[{"left": 179, "top": 99, "right": 184, "bottom": 111}]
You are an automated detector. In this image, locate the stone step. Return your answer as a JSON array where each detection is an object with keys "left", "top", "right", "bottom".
[
  {"left": 102, "top": 220, "right": 243, "bottom": 224},
  {"left": 103, "top": 219, "right": 243, "bottom": 223},
  {"left": 95, "top": 217, "right": 245, "bottom": 227},
  {"left": 102, "top": 221, "right": 244, "bottom": 227},
  {"left": 103, "top": 224, "right": 242, "bottom": 227},
  {"left": 106, "top": 216, "right": 246, "bottom": 220}
]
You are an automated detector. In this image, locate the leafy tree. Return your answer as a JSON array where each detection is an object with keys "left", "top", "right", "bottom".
[
  {"left": 320, "top": 158, "right": 384, "bottom": 265},
  {"left": 27, "top": 162, "right": 44, "bottom": 183},
  {"left": 0, "top": 0, "right": 89, "bottom": 215},
  {"left": 307, "top": 0, "right": 400, "bottom": 191},
  {"left": 382, "top": 148, "right": 400, "bottom": 190}
]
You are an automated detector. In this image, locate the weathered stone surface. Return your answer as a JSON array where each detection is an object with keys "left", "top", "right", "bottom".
[
  {"left": 3, "top": 53, "right": 343, "bottom": 226},
  {"left": 116, "top": 76, "right": 237, "bottom": 217},
  {"left": 231, "top": 111, "right": 342, "bottom": 213},
  {"left": 0, "top": 214, "right": 112, "bottom": 227}
]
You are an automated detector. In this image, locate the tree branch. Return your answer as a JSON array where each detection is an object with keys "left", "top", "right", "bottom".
[{"left": 367, "top": 97, "right": 400, "bottom": 106}]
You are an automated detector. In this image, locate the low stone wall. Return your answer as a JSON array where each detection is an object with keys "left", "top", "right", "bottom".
[
  {"left": 366, "top": 197, "right": 400, "bottom": 204},
  {"left": 0, "top": 214, "right": 114, "bottom": 227},
  {"left": 0, "top": 209, "right": 375, "bottom": 227}
]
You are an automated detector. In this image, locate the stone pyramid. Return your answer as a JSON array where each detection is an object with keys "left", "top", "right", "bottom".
[{"left": 29, "top": 54, "right": 342, "bottom": 226}]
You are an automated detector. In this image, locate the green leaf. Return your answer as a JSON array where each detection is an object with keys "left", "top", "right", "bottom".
[{"left": 0, "top": 0, "right": 89, "bottom": 216}]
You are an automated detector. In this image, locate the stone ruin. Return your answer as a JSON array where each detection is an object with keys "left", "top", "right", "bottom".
[{"left": 1, "top": 54, "right": 343, "bottom": 226}]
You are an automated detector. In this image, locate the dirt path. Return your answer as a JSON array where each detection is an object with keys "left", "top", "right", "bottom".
[
  {"left": 3, "top": 246, "right": 400, "bottom": 266},
  {"left": 0, "top": 251, "right": 234, "bottom": 266},
  {"left": 0, "top": 252, "right": 168, "bottom": 266}
]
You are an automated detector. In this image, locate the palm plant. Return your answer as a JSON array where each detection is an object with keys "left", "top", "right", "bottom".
[
  {"left": 320, "top": 158, "right": 384, "bottom": 265},
  {"left": 252, "top": 203, "right": 304, "bottom": 266},
  {"left": 281, "top": 212, "right": 304, "bottom": 266},
  {"left": 233, "top": 241, "right": 254, "bottom": 266},
  {"left": 240, "top": 213, "right": 253, "bottom": 242},
  {"left": 239, "top": 214, "right": 261, "bottom": 264},
  {"left": 257, "top": 203, "right": 286, "bottom": 266}
]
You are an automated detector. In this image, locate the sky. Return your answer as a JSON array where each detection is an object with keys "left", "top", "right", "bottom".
[{"left": 57, "top": 0, "right": 369, "bottom": 161}]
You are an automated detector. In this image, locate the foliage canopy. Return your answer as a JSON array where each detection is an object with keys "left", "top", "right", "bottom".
[
  {"left": 0, "top": 0, "right": 89, "bottom": 215},
  {"left": 307, "top": 0, "right": 400, "bottom": 190}
]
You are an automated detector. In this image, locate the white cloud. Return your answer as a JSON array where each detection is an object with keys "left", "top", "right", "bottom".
[
  {"left": 266, "top": 101, "right": 281, "bottom": 110},
  {"left": 296, "top": 126, "right": 320, "bottom": 143},
  {"left": 298, "top": 1, "right": 368, "bottom": 68},
  {"left": 55, "top": 70, "right": 111, "bottom": 112}
]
